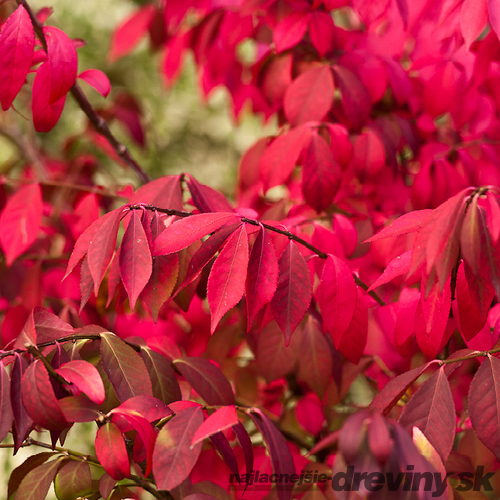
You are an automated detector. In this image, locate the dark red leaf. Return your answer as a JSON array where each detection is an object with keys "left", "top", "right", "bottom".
[
  {"left": 59, "top": 395, "right": 100, "bottom": 422},
  {"left": 153, "top": 212, "right": 240, "bottom": 255},
  {"left": 186, "top": 174, "right": 235, "bottom": 213},
  {"left": 468, "top": 355, "right": 500, "bottom": 460},
  {"left": 0, "top": 184, "right": 42, "bottom": 266},
  {"left": 0, "top": 5, "right": 34, "bottom": 110},
  {"left": 54, "top": 460, "right": 92, "bottom": 500},
  {"left": 369, "top": 361, "right": 437, "bottom": 415},
  {"left": 100, "top": 332, "right": 152, "bottom": 402},
  {"left": 233, "top": 422, "right": 254, "bottom": 483},
  {"left": 153, "top": 406, "right": 204, "bottom": 490},
  {"left": 207, "top": 224, "right": 249, "bottom": 332},
  {"left": 119, "top": 210, "right": 153, "bottom": 308},
  {"left": 95, "top": 422, "right": 130, "bottom": 480},
  {"left": 140, "top": 347, "right": 182, "bottom": 404},
  {"left": 301, "top": 132, "right": 341, "bottom": 212},
  {"left": 55, "top": 360, "right": 105, "bottom": 405},
  {"left": 0, "top": 363, "right": 13, "bottom": 443},
  {"left": 284, "top": 65, "right": 334, "bottom": 126},
  {"left": 399, "top": 366, "right": 455, "bottom": 462},
  {"left": 270, "top": 241, "right": 312, "bottom": 345},
  {"left": 250, "top": 409, "right": 295, "bottom": 500},
  {"left": 173, "top": 357, "right": 235, "bottom": 405},
  {"left": 33, "top": 307, "right": 75, "bottom": 343},
  {"left": 21, "top": 360, "right": 69, "bottom": 431}
]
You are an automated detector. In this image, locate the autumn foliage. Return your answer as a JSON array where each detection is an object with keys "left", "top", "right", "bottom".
[{"left": 3, "top": 0, "right": 500, "bottom": 498}]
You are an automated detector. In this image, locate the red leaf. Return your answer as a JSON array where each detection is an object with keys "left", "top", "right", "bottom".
[
  {"left": 352, "top": 130, "right": 386, "bottom": 180},
  {"left": 153, "top": 212, "right": 239, "bottom": 255},
  {"left": 270, "top": 241, "right": 312, "bottom": 345},
  {"left": 284, "top": 65, "right": 335, "bottom": 126},
  {"left": 316, "top": 254, "right": 357, "bottom": 348},
  {"left": 273, "top": 12, "right": 309, "bottom": 53},
  {"left": 186, "top": 175, "right": 235, "bottom": 213},
  {"left": 259, "top": 126, "right": 312, "bottom": 191},
  {"left": 399, "top": 366, "right": 455, "bottom": 462},
  {"left": 129, "top": 175, "right": 183, "bottom": 210},
  {"left": 95, "top": 422, "right": 130, "bottom": 480},
  {"left": 78, "top": 69, "right": 111, "bottom": 97},
  {"left": 119, "top": 210, "right": 153, "bottom": 308},
  {"left": 43, "top": 26, "right": 77, "bottom": 103},
  {"left": 87, "top": 207, "right": 124, "bottom": 294},
  {"left": 100, "top": 332, "right": 152, "bottom": 402},
  {"left": 297, "top": 317, "right": 333, "bottom": 398},
  {"left": 486, "top": 191, "right": 500, "bottom": 244},
  {"left": 141, "top": 254, "right": 179, "bottom": 322},
  {"left": 21, "top": 360, "right": 69, "bottom": 431},
  {"left": 55, "top": 360, "right": 105, "bottom": 405},
  {"left": 0, "top": 5, "right": 34, "bottom": 110},
  {"left": 250, "top": 409, "right": 295, "bottom": 500},
  {"left": 112, "top": 395, "right": 172, "bottom": 422},
  {"left": 246, "top": 226, "right": 279, "bottom": 328},
  {"left": 59, "top": 395, "right": 100, "bottom": 422},
  {"left": 173, "top": 357, "right": 235, "bottom": 405},
  {"left": 309, "top": 11, "right": 336, "bottom": 57},
  {"left": 368, "top": 250, "right": 412, "bottom": 291},
  {"left": 461, "top": 0, "right": 488, "bottom": 50},
  {"left": 369, "top": 362, "right": 437, "bottom": 415},
  {"left": 32, "top": 61, "right": 66, "bottom": 132},
  {"left": 191, "top": 405, "right": 238, "bottom": 446},
  {"left": 468, "top": 355, "right": 500, "bottom": 460},
  {"left": 366, "top": 210, "right": 433, "bottom": 243},
  {"left": 33, "top": 307, "right": 75, "bottom": 343},
  {"left": 153, "top": 406, "right": 204, "bottom": 490},
  {"left": 207, "top": 224, "right": 249, "bottom": 332},
  {"left": 0, "top": 184, "right": 42, "bottom": 266},
  {"left": 302, "top": 132, "right": 341, "bottom": 212},
  {"left": 109, "top": 4, "right": 156, "bottom": 62},
  {"left": 0, "top": 364, "right": 13, "bottom": 443}
]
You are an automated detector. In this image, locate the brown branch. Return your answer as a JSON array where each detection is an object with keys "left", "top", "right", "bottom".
[{"left": 16, "top": 0, "right": 152, "bottom": 185}]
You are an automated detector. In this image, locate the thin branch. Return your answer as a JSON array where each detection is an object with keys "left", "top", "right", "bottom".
[{"left": 16, "top": 0, "right": 152, "bottom": 185}]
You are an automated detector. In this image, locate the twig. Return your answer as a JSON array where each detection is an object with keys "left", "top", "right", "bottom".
[{"left": 16, "top": 0, "right": 152, "bottom": 185}]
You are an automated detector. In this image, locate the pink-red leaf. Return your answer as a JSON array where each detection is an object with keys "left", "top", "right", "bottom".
[
  {"left": 100, "top": 332, "right": 152, "bottom": 402},
  {"left": 468, "top": 355, "right": 500, "bottom": 460},
  {"left": 43, "top": 26, "right": 77, "bottom": 103},
  {"left": 365, "top": 210, "right": 433, "bottom": 243},
  {"left": 21, "top": 360, "right": 69, "bottom": 431},
  {"left": 153, "top": 406, "right": 204, "bottom": 490},
  {"left": 207, "top": 224, "right": 249, "bottom": 332},
  {"left": 129, "top": 175, "right": 183, "bottom": 210},
  {"left": 186, "top": 175, "right": 235, "bottom": 213},
  {"left": 316, "top": 254, "right": 357, "bottom": 348},
  {"left": 273, "top": 12, "right": 309, "bottom": 53},
  {"left": 78, "top": 69, "right": 111, "bottom": 97},
  {"left": 399, "top": 366, "right": 455, "bottom": 462},
  {"left": 0, "top": 5, "right": 34, "bottom": 110},
  {"left": 284, "top": 65, "right": 334, "bottom": 126},
  {"left": 173, "top": 357, "right": 235, "bottom": 405},
  {"left": 488, "top": 0, "right": 500, "bottom": 41},
  {"left": 55, "top": 360, "right": 105, "bottom": 405},
  {"left": 109, "top": 4, "right": 156, "bottom": 62},
  {"left": 270, "top": 241, "right": 312, "bottom": 345},
  {"left": 309, "top": 11, "right": 336, "bottom": 57},
  {"left": 246, "top": 226, "right": 279, "bottom": 329},
  {"left": 462, "top": 0, "right": 488, "bottom": 50},
  {"left": 259, "top": 126, "right": 312, "bottom": 191},
  {"left": 95, "top": 422, "right": 130, "bottom": 480},
  {"left": 119, "top": 210, "right": 153, "bottom": 309},
  {"left": 87, "top": 207, "right": 124, "bottom": 294},
  {"left": 0, "top": 184, "right": 42, "bottom": 266},
  {"left": 153, "top": 212, "right": 239, "bottom": 255},
  {"left": 368, "top": 250, "right": 412, "bottom": 291},
  {"left": 191, "top": 405, "right": 238, "bottom": 447}
]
